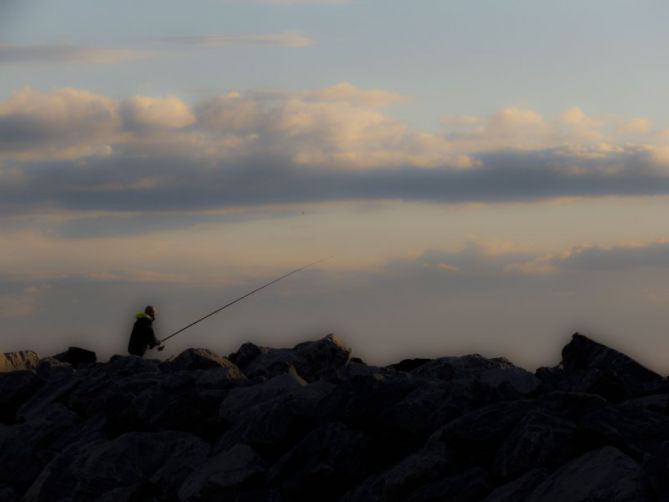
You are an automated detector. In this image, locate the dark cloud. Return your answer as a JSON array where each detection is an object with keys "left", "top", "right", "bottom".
[
  {"left": 552, "top": 241, "right": 669, "bottom": 271},
  {"left": 2, "top": 147, "right": 669, "bottom": 215},
  {"left": 0, "top": 44, "right": 144, "bottom": 64}
]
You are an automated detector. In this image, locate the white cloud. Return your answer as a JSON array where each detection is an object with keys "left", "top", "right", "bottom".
[{"left": 120, "top": 96, "right": 196, "bottom": 130}]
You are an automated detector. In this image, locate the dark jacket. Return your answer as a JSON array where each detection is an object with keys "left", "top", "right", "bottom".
[{"left": 128, "top": 312, "right": 160, "bottom": 357}]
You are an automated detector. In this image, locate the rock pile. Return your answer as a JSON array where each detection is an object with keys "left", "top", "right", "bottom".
[{"left": 1, "top": 332, "right": 669, "bottom": 501}]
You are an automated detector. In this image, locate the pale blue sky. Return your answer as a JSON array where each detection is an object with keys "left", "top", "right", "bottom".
[{"left": 3, "top": 0, "right": 669, "bottom": 367}]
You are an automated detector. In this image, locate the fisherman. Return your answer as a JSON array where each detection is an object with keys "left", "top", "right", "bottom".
[{"left": 128, "top": 305, "right": 164, "bottom": 356}]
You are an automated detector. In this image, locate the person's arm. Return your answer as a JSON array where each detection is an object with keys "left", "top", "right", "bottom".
[{"left": 148, "top": 324, "right": 165, "bottom": 351}]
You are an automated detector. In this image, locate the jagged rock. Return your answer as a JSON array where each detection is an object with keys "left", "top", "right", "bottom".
[
  {"left": 106, "top": 355, "right": 161, "bottom": 375},
  {"left": 493, "top": 410, "right": 578, "bottom": 479},
  {"left": 0, "top": 351, "right": 39, "bottom": 373},
  {"left": 341, "top": 443, "right": 456, "bottom": 502},
  {"left": 17, "top": 376, "right": 80, "bottom": 422},
  {"left": 405, "top": 467, "right": 491, "bottom": 502},
  {"left": 24, "top": 431, "right": 210, "bottom": 502},
  {"left": 537, "top": 333, "right": 666, "bottom": 401},
  {"left": 525, "top": 447, "right": 652, "bottom": 501},
  {"left": 413, "top": 354, "right": 541, "bottom": 396},
  {"left": 243, "top": 348, "right": 302, "bottom": 380},
  {"left": 292, "top": 334, "right": 351, "bottom": 382},
  {"left": 0, "top": 371, "right": 45, "bottom": 424},
  {"left": 536, "top": 391, "right": 608, "bottom": 421},
  {"left": 161, "top": 348, "right": 244, "bottom": 375},
  {"left": 269, "top": 422, "right": 370, "bottom": 500},
  {"left": 52, "top": 347, "right": 97, "bottom": 367},
  {"left": 179, "top": 443, "right": 266, "bottom": 501},
  {"left": 483, "top": 469, "right": 548, "bottom": 502}
]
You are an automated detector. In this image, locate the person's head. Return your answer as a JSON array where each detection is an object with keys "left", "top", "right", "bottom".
[{"left": 144, "top": 305, "right": 156, "bottom": 319}]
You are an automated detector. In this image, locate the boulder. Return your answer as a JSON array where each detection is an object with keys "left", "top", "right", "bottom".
[
  {"left": 525, "top": 447, "right": 652, "bottom": 502},
  {"left": 291, "top": 334, "right": 351, "bottom": 382},
  {"left": 0, "top": 371, "right": 45, "bottom": 424},
  {"left": 35, "top": 358, "right": 73, "bottom": 380},
  {"left": 228, "top": 342, "right": 268, "bottom": 371},
  {"left": 429, "top": 400, "right": 538, "bottom": 465},
  {"left": 413, "top": 355, "right": 541, "bottom": 396},
  {"left": 405, "top": 467, "right": 491, "bottom": 502},
  {"left": 643, "top": 440, "right": 669, "bottom": 497},
  {"left": 341, "top": 443, "right": 456, "bottom": 502},
  {"left": 24, "top": 431, "right": 210, "bottom": 502},
  {"left": 0, "top": 351, "right": 39, "bottom": 373},
  {"left": 269, "top": 422, "right": 371, "bottom": 501},
  {"left": 493, "top": 410, "right": 578, "bottom": 479},
  {"left": 0, "top": 486, "right": 19, "bottom": 502},
  {"left": 161, "top": 348, "right": 244, "bottom": 375},
  {"left": 52, "top": 347, "right": 96, "bottom": 367},
  {"left": 537, "top": 333, "right": 666, "bottom": 400},
  {"left": 179, "top": 443, "right": 266, "bottom": 501},
  {"left": 483, "top": 469, "right": 548, "bottom": 502}
]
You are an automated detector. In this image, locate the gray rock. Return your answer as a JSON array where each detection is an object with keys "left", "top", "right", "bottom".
[
  {"left": 0, "top": 351, "right": 39, "bottom": 373},
  {"left": 35, "top": 358, "right": 73, "bottom": 380},
  {"left": 483, "top": 469, "right": 548, "bottom": 502},
  {"left": 228, "top": 342, "right": 268, "bottom": 371},
  {"left": 17, "top": 376, "right": 80, "bottom": 422},
  {"left": 526, "top": 447, "right": 652, "bottom": 502},
  {"left": 179, "top": 443, "right": 266, "bottom": 501},
  {"left": 243, "top": 348, "right": 302, "bottom": 380}
]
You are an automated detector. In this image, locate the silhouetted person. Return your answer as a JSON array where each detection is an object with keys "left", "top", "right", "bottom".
[{"left": 128, "top": 305, "right": 164, "bottom": 357}]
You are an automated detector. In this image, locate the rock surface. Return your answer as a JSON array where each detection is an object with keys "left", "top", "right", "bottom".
[{"left": 0, "top": 332, "right": 667, "bottom": 501}]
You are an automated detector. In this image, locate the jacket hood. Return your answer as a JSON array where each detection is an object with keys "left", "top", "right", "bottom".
[{"left": 136, "top": 312, "right": 154, "bottom": 321}]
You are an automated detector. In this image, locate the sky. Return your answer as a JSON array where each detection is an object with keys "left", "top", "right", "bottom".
[{"left": 2, "top": 0, "right": 669, "bottom": 372}]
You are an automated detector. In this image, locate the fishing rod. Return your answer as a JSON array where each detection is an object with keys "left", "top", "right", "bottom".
[{"left": 159, "top": 256, "right": 333, "bottom": 345}]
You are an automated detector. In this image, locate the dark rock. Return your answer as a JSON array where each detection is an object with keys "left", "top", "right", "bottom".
[
  {"left": 405, "top": 467, "right": 491, "bottom": 502},
  {"left": 341, "top": 443, "right": 456, "bottom": 502},
  {"left": 429, "top": 400, "right": 538, "bottom": 466},
  {"left": 525, "top": 446, "right": 652, "bottom": 502},
  {"left": 576, "top": 402, "right": 669, "bottom": 460},
  {"left": 228, "top": 342, "right": 268, "bottom": 371},
  {"left": 493, "top": 410, "right": 578, "bottom": 479},
  {"left": 161, "top": 348, "right": 244, "bottom": 375},
  {"left": 0, "top": 351, "right": 39, "bottom": 373},
  {"left": 0, "top": 486, "right": 19, "bottom": 502},
  {"left": 243, "top": 348, "right": 302, "bottom": 380},
  {"left": 106, "top": 355, "right": 161, "bottom": 375},
  {"left": 24, "top": 431, "right": 209, "bottom": 502},
  {"left": 389, "top": 358, "right": 432, "bottom": 373},
  {"left": 483, "top": 469, "right": 548, "bottom": 502},
  {"left": 35, "top": 357, "right": 73, "bottom": 380},
  {"left": 413, "top": 354, "right": 541, "bottom": 396},
  {"left": 642, "top": 440, "right": 669, "bottom": 497},
  {"left": 539, "top": 333, "right": 666, "bottom": 401},
  {"left": 17, "top": 376, "right": 80, "bottom": 422},
  {"left": 291, "top": 334, "right": 351, "bottom": 382},
  {"left": 269, "top": 422, "right": 370, "bottom": 501},
  {"left": 0, "top": 371, "right": 45, "bottom": 424},
  {"left": 52, "top": 347, "right": 96, "bottom": 367},
  {"left": 179, "top": 443, "right": 266, "bottom": 501}
]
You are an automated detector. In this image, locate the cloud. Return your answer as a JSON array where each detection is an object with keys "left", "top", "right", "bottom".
[
  {"left": 164, "top": 32, "right": 313, "bottom": 48},
  {"left": 119, "top": 96, "right": 196, "bottom": 131},
  {"left": 2, "top": 85, "right": 669, "bottom": 214},
  {"left": 0, "top": 43, "right": 148, "bottom": 64}
]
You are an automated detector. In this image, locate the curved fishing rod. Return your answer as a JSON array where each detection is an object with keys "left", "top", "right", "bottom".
[{"left": 160, "top": 256, "right": 333, "bottom": 345}]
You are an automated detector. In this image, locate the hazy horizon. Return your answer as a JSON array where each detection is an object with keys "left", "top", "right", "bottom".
[{"left": 3, "top": 1, "right": 669, "bottom": 375}]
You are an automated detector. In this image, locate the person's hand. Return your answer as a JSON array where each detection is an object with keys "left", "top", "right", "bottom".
[{"left": 157, "top": 345, "right": 165, "bottom": 351}]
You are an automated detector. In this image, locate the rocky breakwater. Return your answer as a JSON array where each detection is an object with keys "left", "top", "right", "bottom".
[{"left": 1, "top": 333, "right": 669, "bottom": 501}]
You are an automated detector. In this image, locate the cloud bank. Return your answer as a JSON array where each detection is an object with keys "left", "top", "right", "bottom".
[{"left": 2, "top": 84, "right": 669, "bottom": 216}]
